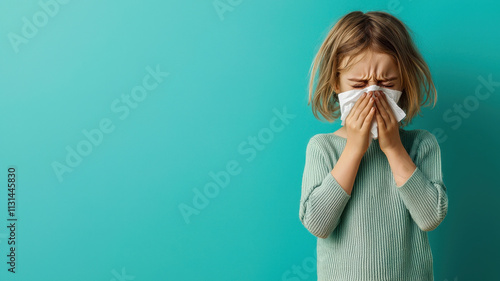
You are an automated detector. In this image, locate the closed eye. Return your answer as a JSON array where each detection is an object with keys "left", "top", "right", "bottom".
[{"left": 352, "top": 84, "right": 394, "bottom": 88}]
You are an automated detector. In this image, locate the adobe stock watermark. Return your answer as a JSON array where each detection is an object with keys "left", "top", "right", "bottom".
[
  {"left": 386, "top": 0, "right": 413, "bottom": 14},
  {"left": 282, "top": 248, "right": 317, "bottom": 281},
  {"left": 213, "top": 0, "right": 243, "bottom": 21},
  {"left": 8, "top": 0, "right": 70, "bottom": 54},
  {"left": 431, "top": 74, "right": 499, "bottom": 144},
  {"left": 178, "top": 106, "right": 296, "bottom": 224},
  {"left": 110, "top": 267, "right": 135, "bottom": 281},
  {"left": 51, "top": 65, "right": 169, "bottom": 183}
]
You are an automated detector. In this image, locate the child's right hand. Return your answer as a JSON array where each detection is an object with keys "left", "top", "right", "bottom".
[{"left": 344, "top": 91, "right": 377, "bottom": 156}]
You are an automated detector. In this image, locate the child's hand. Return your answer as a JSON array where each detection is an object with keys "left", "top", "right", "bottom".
[
  {"left": 344, "top": 91, "right": 376, "bottom": 156},
  {"left": 373, "top": 91, "right": 403, "bottom": 154}
]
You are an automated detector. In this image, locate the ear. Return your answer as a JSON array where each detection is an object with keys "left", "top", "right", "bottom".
[
  {"left": 333, "top": 73, "right": 341, "bottom": 93},
  {"left": 333, "top": 83, "right": 340, "bottom": 94}
]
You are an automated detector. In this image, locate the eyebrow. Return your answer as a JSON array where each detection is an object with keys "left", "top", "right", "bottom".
[{"left": 347, "top": 77, "right": 398, "bottom": 82}]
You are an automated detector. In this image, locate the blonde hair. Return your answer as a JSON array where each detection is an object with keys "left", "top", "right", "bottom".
[{"left": 307, "top": 11, "right": 437, "bottom": 127}]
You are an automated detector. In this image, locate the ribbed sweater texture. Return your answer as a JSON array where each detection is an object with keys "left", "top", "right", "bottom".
[{"left": 299, "top": 128, "right": 448, "bottom": 281}]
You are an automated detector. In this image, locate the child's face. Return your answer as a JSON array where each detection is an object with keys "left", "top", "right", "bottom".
[{"left": 334, "top": 50, "right": 403, "bottom": 94}]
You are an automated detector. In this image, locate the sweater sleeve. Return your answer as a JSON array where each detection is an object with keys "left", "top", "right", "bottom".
[
  {"left": 299, "top": 137, "right": 351, "bottom": 239},
  {"left": 395, "top": 131, "right": 449, "bottom": 232}
]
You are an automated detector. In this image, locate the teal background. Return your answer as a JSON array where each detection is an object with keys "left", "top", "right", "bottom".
[{"left": 0, "top": 0, "right": 498, "bottom": 280}]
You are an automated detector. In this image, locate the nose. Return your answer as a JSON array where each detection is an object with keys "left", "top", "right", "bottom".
[
  {"left": 366, "top": 82, "right": 384, "bottom": 96},
  {"left": 366, "top": 80, "right": 381, "bottom": 87}
]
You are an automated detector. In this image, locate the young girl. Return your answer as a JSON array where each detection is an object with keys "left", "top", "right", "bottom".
[{"left": 299, "top": 11, "right": 448, "bottom": 281}]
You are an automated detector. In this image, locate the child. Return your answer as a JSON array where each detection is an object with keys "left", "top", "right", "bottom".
[{"left": 299, "top": 11, "right": 448, "bottom": 281}]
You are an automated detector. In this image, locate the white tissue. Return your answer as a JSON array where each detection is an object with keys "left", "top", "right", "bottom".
[{"left": 337, "top": 85, "right": 406, "bottom": 141}]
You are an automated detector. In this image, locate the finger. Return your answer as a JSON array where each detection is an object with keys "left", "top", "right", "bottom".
[
  {"left": 375, "top": 107, "right": 387, "bottom": 132},
  {"left": 348, "top": 92, "right": 366, "bottom": 115},
  {"left": 357, "top": 94, "right": 376, "bottom": 127},
  {"left": 376, "top": 91, "right": 395, "bottom": 123},
  {"left": 351, "top": 91, "right": 372, "bottom": 122},
  {"left": 374, "top": 92, "right": 390, "bottom": 126},
  {"left": 375, "top": 106, "right": 386, "bottom": 130},
  {"left": 362, "top": 105, "right": 376, "bottom": 130}
]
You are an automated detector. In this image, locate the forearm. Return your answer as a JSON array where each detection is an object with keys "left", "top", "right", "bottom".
[
  {"left": 385, "top": 145, "right": 417, "bottom": 187},
  {"left": 301, "top": 172, "right": 351, "bottom": 238},
  {"left": 299, "top": 137, "right": 359, "bottom": 238},
  {"left": 330, "top": 144, "right": 364, "bottom": 195},
  {"left": 385, "top": 142, "right": 447, "bottom": 231}
]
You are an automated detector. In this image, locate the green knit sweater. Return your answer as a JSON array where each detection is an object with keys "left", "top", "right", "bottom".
[{"left": 299, "top": 128, "right": 448, "bottom": 281}]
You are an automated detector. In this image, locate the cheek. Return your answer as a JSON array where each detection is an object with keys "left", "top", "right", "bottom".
[
  {"left": 334, "top": 81, "right": 344, "bottom": 93},
  {"left": 337, "top": 79, "right": 351, "bottom": 93}
]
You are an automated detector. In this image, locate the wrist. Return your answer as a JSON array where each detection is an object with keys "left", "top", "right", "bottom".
[
  {"left": 344, "top": 142, "right": 365, "bottom": 159},
  {"left": 383, "top": 144, "right": 406, "bottom": 159}
]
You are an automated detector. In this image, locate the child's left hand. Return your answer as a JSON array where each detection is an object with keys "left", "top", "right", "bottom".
[{"left": 373, "top": 91, "right": 403, "bottom": 154}]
